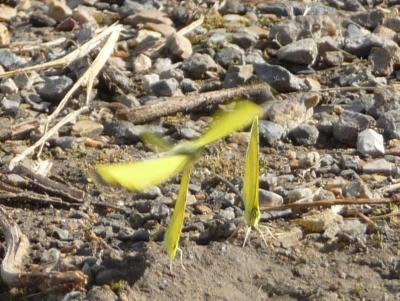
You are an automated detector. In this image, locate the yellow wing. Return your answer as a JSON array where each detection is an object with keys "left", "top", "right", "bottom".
[
  {"left": 95, "top": 155, "right": 189, "bottom": 192},
  {"left": 243, "top": 117, "right": 260, "bottom": 228},
  {"left": 164, "top": 166, "right": 191, "bottom": 260},
  {"left": 189, "top": 100, "right": 263, "bottom": 150}
]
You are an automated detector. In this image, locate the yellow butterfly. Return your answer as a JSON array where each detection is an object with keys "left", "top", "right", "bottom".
[
  {"left": 242, "top": 117, "right": 268, "bottom": 248},
  {"left": 96, "top": 100, "right": 262, "bottom": 192},
  {"left": 164, "top": 165, "right": 191, "bottom": 269}
]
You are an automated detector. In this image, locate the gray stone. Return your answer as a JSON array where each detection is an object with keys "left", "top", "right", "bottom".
[
  {"left": 54, "top": 136, "right": 77, "bottom": 149},
  {"left": 321, "top": 51, "right": 344, "bottom": 67},
  {"left": 103, "top": 121, "right": 144, "bottom": 145},
  {"left": 269, "top": 15, "right": 337, "bottom": 46},
  {"left": 36, "top": 75, "right": 73, "bottom": 103},
  {"left": 369, "top": 47, "right": 394, "bottom": 76},
  {"left": 232, "top": 30, "right": 258, "bottom": 49},
  {"left": 1, "top": 94, "right": 21, "bottom": 115},
  {"left": 377, "top": 110, "right": 400, "bottom": 139},
  {"left": 132, "top": 53, "right": 151, "bottom": 73},
  {"left": 333, "top": 110, "right": 375, "bottom": 146},
  {"left": 277, "top": 38, "right": 318, "bottom": 66},
  {"left": 197, "top": 221, "right": 236, "bottom": 245},
  {"left": 287, "top": 188, "right": 313, "bottom": 203},
  {"left": 200, "top": 81, "right": 222, "bottom": 92},
  {"left": 214, "top": 45, "right": 244, "bottom": 68},
  {"left": 0, "top": 49, "right": 25, "bottom": 69},
  {"left": 259, "top": 120, "right": 284, "bottom": 146},
  {"left": 131, "top": 228, "right": 150, "bottom": 243},
  {"left": 357, "top": 129, "right": 385, "bottom": 156},
  {"left": 289, "top": 124, "right": 319, "bottom": 146},
  {"left": 0, "top": 78, "right": 18, "bottom": 94},
  {"left": 21, "top": 92, "right": 50, "bottom": 112},
  {"left": 142, "top": 73, "right": 159, "bottom": 93},
  {"left": 87, "top": 285, "right": 118, "bottom": 301},
  {"left": 165, "top": 33, "right": 192, "bottom": 59},
  {"left": 254, "top": 62, "right": 307, "bottom": 92},
  {"left": 259, "top": 189, "right": 283, "bottom": 206},
  {"left": 338, "top": 220, "right": 367, "bottom": 242},
  {"left": 159, "top": 68, "right": 185, "bottom": 81},
  {"left": 245, "top": 49, "right": 265, "bottom": 64},
  {"left": 343, "top": 180, "right": 372, "bottom": 198},
  {"left": 384, "top": 17, "right": 400, "bottom": 32},
  {"left": 344, "top": 24, "right": 399, "bottom": 58},
  {"left": 181, "top": 78, "right": 200, "bottom": 93},
  {"left": 151, "top": 78, "right": 179, "bottom": 97},
  {"left": 52, "top": 227, "right": 71, "bottom": 241},
  {"left": 223, "top": 64, "right": 253, "bottom": 88},
  {"left": 351, "top": 9, "right": 384, "bottom": 30},
  {"left": 152, "top": 58, "right": 172, "bottom": 74},
  {"left": 182, "top": 53, "right": 219, "bottom": 79},
  {"left": 299, "top": 151, "right": 320, "bottom": 168},
  {"left": 150, "top": 203, "right": 169, "bottom": 219},
  {"left": 219, "top": 0, "right": 246, "bottom": 15},
  {"left": 362, "top": 158, "right": 399, "bottom": 176},
  {"left": 218, "top": 207, "right": 235, "bottom": 220}
]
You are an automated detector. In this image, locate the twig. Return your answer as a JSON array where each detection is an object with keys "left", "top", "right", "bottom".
[
  {"left": 9, "top": 106, "right": 88, "bottom": 171},
  {"left": 13, "top": 166, "right": 85, "bottom": 203},
  {"left": 0, "top": 205, "right": 87, "bottom": 292},
  {"left": 10, "top": 37, "right": 68, "bottom": 53},
  {"left": 261, "top": 198, "right": 397, "bottom": 211},
  {"left": 369, "top": 211, "right": 400, "bottom": 220},
  {"left": 116, "top": 83, "right": 273, "bottom": 123}
]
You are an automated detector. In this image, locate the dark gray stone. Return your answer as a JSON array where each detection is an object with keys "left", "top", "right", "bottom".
[
  {"left": 259, "top": 120, "right": 285, "bottom": 146},
  {"left": 333, "top": 110, "right": 375, "bottom": 145},
  {"left": 289, "top": 124, "right": 319, "bottom": 145},
  {"left": 1, "top": 95, "right": 21, "bottom": 115},
  {"left": 277, "top": 38, "right": 318, "bottom": 65},
  {"left": 351, "top": 9, "right": 384, "bottom": 30},
  {"left": 377, "top": 110, "right": 400, "bottom": 139},
  {"left": 181, "top": 78, "right": 200, "bottom": 93},
  {"left": 254, "top": 63, "right": 308, "bottom": 92},
  {"left": 151, "top": 78, "right": 179, "bottom": 97},
  {"left": 214, "top": 46, "right": 243, "bottom": 68},
  {"left": 36, "top": 75, "right": 73, "bottom": 103},
  {"left": 223, "top": 64, "right": 253, "bottom": 88},
  {"left": 232, "top": 30, "right": 258, "bottom": 49},
  {"left": 182, "top": 53, "right": 219, "bottom": 79}
]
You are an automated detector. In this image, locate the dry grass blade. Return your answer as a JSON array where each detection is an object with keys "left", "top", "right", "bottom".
[
  {"left": 10, "top": 37, "right": 67, "bottom": 53},
  {"left": 8, "top": 24, "right": 122, "bottom": 170},
  {"left": 0, "top": 23, "right": 120, "bottom": 78}
]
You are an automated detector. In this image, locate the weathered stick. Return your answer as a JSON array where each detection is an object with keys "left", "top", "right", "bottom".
[
  {"left": 116, "top": 83, "right": 273, "bottom": 123},
  {"left": 261, "top": 198, "right": 397, "bottom": 211},
  {"left": 0, "top": 206, "right": 87, "bottom": 292}
]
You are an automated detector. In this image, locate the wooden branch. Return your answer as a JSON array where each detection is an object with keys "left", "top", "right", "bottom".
[
  {"left": 14, "top": 166, "right": 84, "bottom": 203},
  {"left": 0, "top": 205, "right": 87, "bottom": 292},
  {"left": 261, "top": 198, "right": 397, "bottom": 211},
  {"left": 116, "top": 83, "right": 273, "bottom": 124}
]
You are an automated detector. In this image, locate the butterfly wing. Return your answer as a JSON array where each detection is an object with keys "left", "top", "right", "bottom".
[
  {"left": 164, "top": 166, "right": 191, "bottom": 260},
  {"left": 191, "top": 100, "right": 263, "bottom": 149},
  {"left": 95, "top": 155, "right": 189, "bottom": 192},
  {"left": 243, "top": 117, "right": 260, "bottom": 228}
]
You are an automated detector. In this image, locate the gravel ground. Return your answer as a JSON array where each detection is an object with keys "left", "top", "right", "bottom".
[{"left": 0, "top": 0, "right": 400, "bottom": 300}]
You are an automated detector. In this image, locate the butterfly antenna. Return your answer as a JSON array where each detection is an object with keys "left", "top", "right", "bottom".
[
  {"left": 242, "top": 226, "right": 252, "bottom": 248},
  {"left": 177, "top": 248, "right": 186, "bottom": 270}
]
